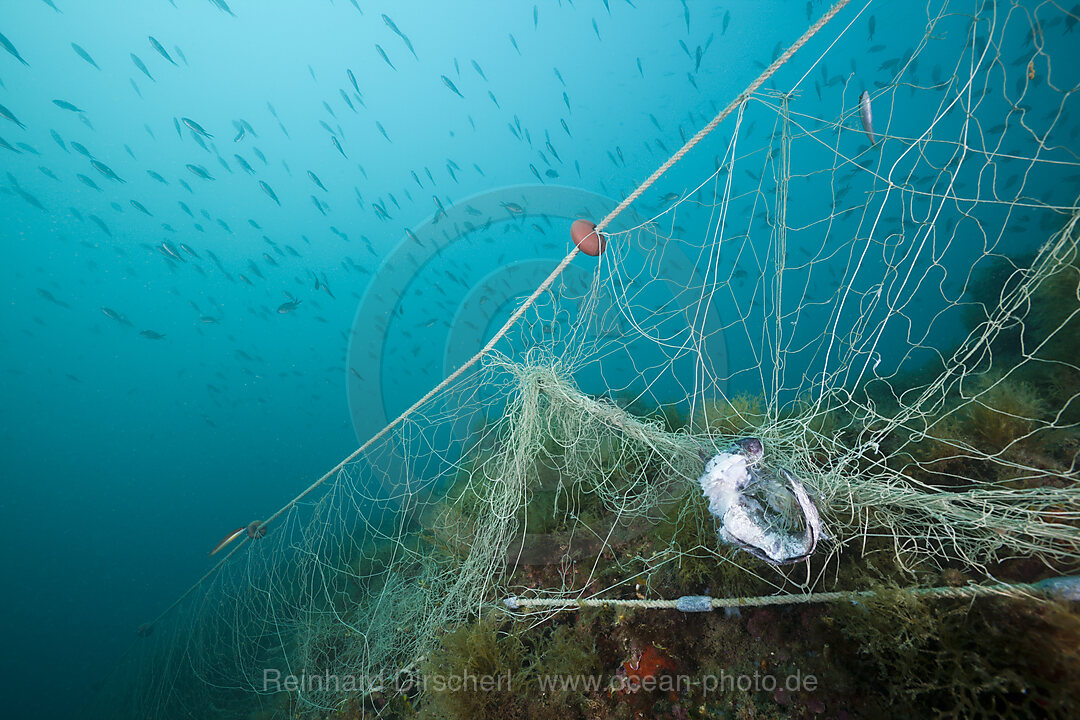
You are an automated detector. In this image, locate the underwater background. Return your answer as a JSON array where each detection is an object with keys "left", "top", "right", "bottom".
[{"left": 3, "top": 1, "right": 1080, "bottom": 719}]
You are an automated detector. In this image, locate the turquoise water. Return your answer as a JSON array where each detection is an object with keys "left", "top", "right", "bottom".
[{"left": 2, "top": 1, "right": 1078, "bottom": 718}]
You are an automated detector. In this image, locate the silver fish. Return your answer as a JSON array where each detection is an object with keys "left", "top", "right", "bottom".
[
  {"left": 441, "top": 75, "right": 464, "bottom": 99},
  {"left": 208, "top": 0, "right": 235, "bottom": 17},
  {"left": 209, "top": 527, "right": 245, "bottom": 556},
  {"left": 148, "top": 36, "right": 177, "bottom": 66},
  {"left": 859, "top": 90, "right": 875, "bottom": 144},
  {"left": 0, "top": 30, "right": 29, "bottom": 66},
  {"left": 52, "top": 99, "right": 83, "bottom": 112},
  {"left": 91, "top": 159, "right": 124, "bottom": 183},
  {"left": 233, "top": 154, "right": 254, "bottom": 174},
  {"left": 258, "top": 180, "right": 280, "bottom": 205},
  {"left": 71, "top": 43, "right": 99, "bottom": 70},
  {"left": 159, "top": 241, "right": 181, "bottom": 260},
  {"left": 186, "top": 163, "right": 213, "bottom": 180},
  {"left": 76, "top": 173, "right": 101, "bottom": 190},
  {"left": 381, "top": 14, "right": 417, "bottom": 59},
  {"left": 330, "top": 135, "right": 347, "bottom": 158},
  {"left": 101, "top": 307, "right": 132, "bottom": 326},
  {"left": 375, "top": 43, "right": 395, "bottom": 71},
  {"left": 182, "top": 117, "right": 212, "bottom": 138},
  {"left": 0, "top": 101, "right": 25, "bottom": 129},
  {"left": 130, "top": 53, "right": 153, "bottom": 81}
]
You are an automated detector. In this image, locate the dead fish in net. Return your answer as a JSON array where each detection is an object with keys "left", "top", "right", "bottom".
[{"left": 698, "top": 437, "right": 823, "bottom": 565}]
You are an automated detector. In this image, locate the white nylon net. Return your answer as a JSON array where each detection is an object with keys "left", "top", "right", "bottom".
[{"left": 95, "top": 2, "right": 1080, "bottom": 718}]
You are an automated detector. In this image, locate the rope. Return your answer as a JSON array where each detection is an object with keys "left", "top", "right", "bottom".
[
  {"left": 137, "top": 0, "right": 856, "bottom": 632},
  {"left": 502, "top": 575, "right": 1080, "bottom": 613},
  {"left": 591, "top": 0, "right": 852, "bottom": 238}
]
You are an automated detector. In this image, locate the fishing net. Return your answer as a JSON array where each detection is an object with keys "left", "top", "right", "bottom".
[{"left": 95, "top": 1, "right": 1080, "bottom": 718}]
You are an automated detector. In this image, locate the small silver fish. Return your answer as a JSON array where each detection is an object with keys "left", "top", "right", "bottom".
[
  {"left": 441, "top": 75, "right": 464, "bottom": 99},
  {"left": 186, "top": 164, "right": 213, "bottom": 180},
  {"left": 0, "top": 101, "right": 25, "bottom": 129},
  {"left": 131, "top": 53, "right": 154, "bottom": 81},
  {"left": 330, "top": 135, "right": 347, "bottom": 158},
  {"left": 259, "top": 180, "right": 280, "bottom": 205},
  {"left": 91, "top": 159, "right": 124, "bottom": 183},
  {"left": 0, "top": 30, "right": 29, "bottom": 66},
  {"left": 209, "top": 527, "right": 245, "bottom": 556},
  {"left": 859, "top": 90, "right": 875, "bottom": 145},
  {"left": 375, "top": 43, "right": 395, "bottom": 71},
  {"left": 52, "top": 99, "right": 83, "bottom": 113},
  {"left": 182, "top": 117, "right": 212, "bottom": 138},
  {"left": 148, "top": 36, "right": 177, "bottom": 66},
  {"left": 71, "top": 43, "right": 100, "bottom": 70},
  {"left": 101, "top": 306, "right": 132, "bottom": 326},
  {"left": 159, "top": 241, "right": 181, "bottom": 260}
]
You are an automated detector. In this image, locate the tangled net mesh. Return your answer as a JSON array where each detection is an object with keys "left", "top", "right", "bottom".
[{"left": 99, "top": 1, "right": 1080, "bottom": 717}]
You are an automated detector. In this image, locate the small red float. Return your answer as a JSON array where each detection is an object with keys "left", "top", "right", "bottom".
[{"left": 571, "top": 219, "right": 606, "bottom": 257}]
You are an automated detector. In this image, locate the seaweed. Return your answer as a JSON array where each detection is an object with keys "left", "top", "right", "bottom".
[
  {"left": 690, "top": 394, "right": 768, "bottom": 437},
  {"left": 827, "top": 586, "right": 1080, "bottom": 718},
  {"left": 417, "top": 615, "right": 531, "bottom": 720}
]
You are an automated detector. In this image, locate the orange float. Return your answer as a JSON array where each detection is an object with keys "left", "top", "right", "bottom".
[{"left": 571, "top": 219, "right": 606, "bottom": 256}]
